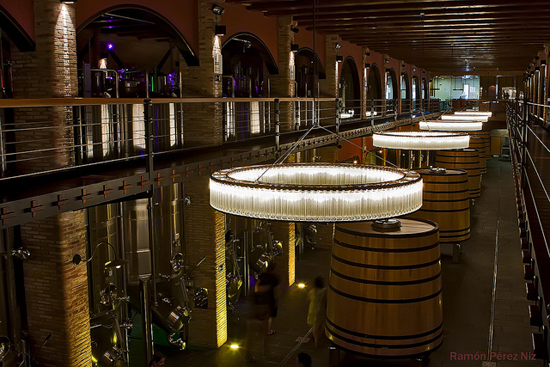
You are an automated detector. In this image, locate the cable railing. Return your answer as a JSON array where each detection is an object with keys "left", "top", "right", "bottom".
[{"left": 507, "top": 99, "right": 550, "bottom": 319}]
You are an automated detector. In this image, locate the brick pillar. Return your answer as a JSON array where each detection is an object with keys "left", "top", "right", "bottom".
[
  {"left": 180, "top": 0, "right": 223, "bottom": 147},
  {"left": 20, "top": 211, "right": 91, "bottom": 367},
  {"left": 12, "top": 2, "right": 91, "bottom": 366},
  {"left": 11, "top": 0, "right": 77, "bottom": 174},
  {"left": 184, "top": 174, "right": 227, "bottom": 347},
  {"left": 270, "top": 222, "right": 295, "bottom": 287},
  {"left": 319, "top": 35, "right": 338, "bottom": 127},
  {"left": 361, "top": 47, "right": 368, "bottom": 120},
  {"left": 270, "top": 16, "right": 295, "bottom": 132}
]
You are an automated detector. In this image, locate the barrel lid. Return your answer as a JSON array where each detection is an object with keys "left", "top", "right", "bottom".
[
  {"left": 335, "top": 218, "right": 439, "bottom": 238},
  {"left": 416, "top": 168, "right": 467, "bottom": 176}
]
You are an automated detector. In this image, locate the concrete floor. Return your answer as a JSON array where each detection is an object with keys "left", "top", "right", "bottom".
[{"left": 157, "top": 156, "right": 539, "bottom": 367}]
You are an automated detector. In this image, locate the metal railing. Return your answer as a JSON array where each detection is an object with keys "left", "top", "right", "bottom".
[{"left": 507, "top": 100, "right": 550, "bottom": 345}]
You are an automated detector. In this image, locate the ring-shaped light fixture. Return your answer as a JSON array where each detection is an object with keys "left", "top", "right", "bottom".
[
  {"left": 419, "top": 120, "right": 483, "bottom": 131},
  {"left": 455, "top": 111, "right": 492, "bottom": 117},
  {"left": 441, "top": 114, "right": 488, "bottom": 122},
  {"left": 210, "top": 163, "right": 423, "bottom": 222},
  {"left": 373, "top": 131, "right": 470, "bottom": 150}
]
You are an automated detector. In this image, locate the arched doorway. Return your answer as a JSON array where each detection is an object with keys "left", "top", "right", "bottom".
[
  {"left": 401, "top": 72, "right": 410, "bottom": 113},
  {"left": 295, "top": 48, "right": 326, "bottom": 98},
  {"left": 78, "top": 7, "right": 198, "bottom": 98},
  {"left": 222, "top": 33, "right": 278, "bottom": 98},
  {"left": 385, "top": 68, "right": 398, "bottom": 114},
  {"left": 366, "top": 63, "right": 382, "bottom": 116},
  {"left": 339, "top": 57, "right": 360, "bottom": 121}
]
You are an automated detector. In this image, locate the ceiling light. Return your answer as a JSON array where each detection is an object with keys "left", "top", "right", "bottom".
[
  {"left": 60, "top": 0, "right": 77, "bottom": 3},
  {"left": 210, "top": 163, "right": 423, "bottom": 222},
  {"left": 419, "top": 121, "right": 482, "bottom": 131},
  {"left": 212, "top": 4, "right": 225, "bottom": 15},
  {"left": 441, "top": 115, "right": 488, "bottom": 122},
  {"left": 373, "top": 131, "right": 470, "bottom": 150}
]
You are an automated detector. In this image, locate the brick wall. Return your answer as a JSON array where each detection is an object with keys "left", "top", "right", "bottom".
[
  {"left": 270, "top": 16, "right": 296, "bottom": 133},
  {"left": 184, "top": 174, "right": 227, "bottom": 347},
  {"left": 11, "top": 0, "right": 77, "bottom": 174},
  {"left": 180, "top": 0, "right": 223, "bottom": 147},
  {"left": 270, "top": 222, "right": 295, "bottom": 287},
  {"left": 20, "top": 211, "right": 91, "bottom": 367}
]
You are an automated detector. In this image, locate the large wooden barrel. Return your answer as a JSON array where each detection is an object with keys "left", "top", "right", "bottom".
[
  {"left": 435, "top": 149, "right": 481, "bottom": 198},
  {"left": 327, "top": 219, "right": 443, "bottom": 358},
  {"left": 468, "top": 137, "right": 487, "bottom": 174},
  {"left": 469, "top": 131, "right": 491, "bottom": 159},
  {"left": 413, "top": 168, "right": 470, "bottom": 243}
]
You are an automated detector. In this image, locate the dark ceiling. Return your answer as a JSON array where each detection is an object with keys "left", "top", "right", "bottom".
[{"left": 226, "top": 0, "right": 550, "bottom": 75}]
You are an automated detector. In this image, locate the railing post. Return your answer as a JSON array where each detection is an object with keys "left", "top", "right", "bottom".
[
  {"left": 336, "top": 98, "right": 342, "bottom": 135},
  {"left": 295, "top": 101, "right": 300, "bottom": 130},
  {"left": 275, "top": 98, "right": 280, "bottom": 151},
  {"left": 144, "top": 99, "right": 154, "bottom": 175}
]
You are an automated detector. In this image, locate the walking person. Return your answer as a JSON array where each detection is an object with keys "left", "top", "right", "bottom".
[
  {"left": 307, "top": 276, "right": 327, "bottom": 348},
  {"left": 258, "top": 262, "right": 280, "bottom": 335},
  {"left": 244, "top": 278, "right": 274, "bottom": 361}
]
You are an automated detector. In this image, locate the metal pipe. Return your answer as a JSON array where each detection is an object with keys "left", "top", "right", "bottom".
[
  {"left": 3, "top": 230, "right": 22, "bottom": 360},
  {"left": 117, "top": 201, "right": 130, "bottom": 364},
  {"left": 248, "top": 78, "right": 252, "bottom": 98},
  {"left": 139, "top": 276, "right": 153, "bottom": 365},
  {"left": 148, "top": 194, "right": 158, "bottom": 308},
  {"left": 145, "top": 71, "right": 150, "bottom": 99},
  {"left": 179, "top": 71, "right": 183, "bottom": 98},
  {"left": 274, "top": 99, "right": 280, "bottom": 151}
]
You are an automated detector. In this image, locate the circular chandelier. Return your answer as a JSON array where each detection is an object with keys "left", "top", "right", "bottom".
[
  {"left": 441, "top": 114, "right": 488, "bottom": 122},
  {"left": 210, "top": 163, "right": 423, "bottom": 222},
  {"left": 455, "top": 111, "right": 492, "bottom": 117},
  {"left": 373, "top": 131, "right": 470, "bottom": 150},
  {"left": 419, "top": 120, "right": 482, "bottom": 131}
]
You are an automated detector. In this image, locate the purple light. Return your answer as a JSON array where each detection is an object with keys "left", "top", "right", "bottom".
[{"left": 107, "top": 43, "right": 114, "bottom": 50}]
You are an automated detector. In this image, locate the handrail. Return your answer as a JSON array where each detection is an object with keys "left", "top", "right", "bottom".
[{"left": 0, "top": 97, "right": 338, "bottom": 108}]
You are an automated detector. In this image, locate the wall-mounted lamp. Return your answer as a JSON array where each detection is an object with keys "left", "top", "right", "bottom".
[
  {"left": 335, "top": 43, "right": 341, "bottom": 50},
  {"left": 184, "top": 196, "right": 192, "bottom": 205},
  {"left": 385, "top": 59, "right": 389, "bottom": 64},
  {"left": 291, "top": 43, "right": 299, "bottom": 53},
  {"left": 212, "top": 5, "right": 225, "bottom": 15},
  {"left": 3, "top": 248, "right": 31, "bottom": 260},
  {"left": 336, "top": 55, "right": 343, "bottom": 63},
  {"left": 422, "top": 70, "right": 426, "bottom": 73},
  {"left": 290, "top": 26, "right": 299, "bottom": 33},
  {"left": 535, "top": 66, "right": 540, "bottom": 71},
  {"left": 412, "top": 68, "right": 416, "bottom": 72},
  {"left": 73, "top": 242, "right": 129, "bottom": 269},
  {"left": 365, "top": 52, "right": 371, "bottom": 56},
  {"left": 401, "top": 64, "right": 405, "bottom": 68},
  {"left": 215, "top": 25, "right": 226, "bottom": 36},
  {"left": 365, "top": 63, "right": 371, "bottom": 69},
  {"left": 542, "top": 60, "right": 547, "bottom": 66}
]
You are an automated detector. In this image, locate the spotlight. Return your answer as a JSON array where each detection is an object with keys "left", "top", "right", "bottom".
[
  {"left": 291, "top": 43, "right": 299, "bottom": 52},
  {"left": 336, "top": 55, "right": 343, "bottom": 63},
  {"left": 107, "top": 43, "right": 114, "bottom": 50},
  {"left": 297, "top": 283, "right": 306, "bottom": 289},
  {"left": 215, "top": 25, "right": 226, "bottom": 36},
  {"left": 290, "top": 26, "right": 299, "bottom": 33},
  {"left": 365, "top": 63, "right": 371, "bottom": 69},
  {"left": 385, "top": 59, "right": 389, "bottom": 64},
  {"left": 365, "top": 52, "right": 371, "bottom": 56},
  {"left": 212, "top": 4, "right": 225, "bottom": 15},
  {"left": 335, "top": 43, "right": 342, "bottom": 50},
  {"left": 230, "top": 344, "right": 240, "bottom": 350}
]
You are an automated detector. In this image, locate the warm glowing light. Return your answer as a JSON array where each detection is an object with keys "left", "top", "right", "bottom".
[
  {"left": 455, "top": 111, "right": 492, "bottom": 117},
  {"left": 441, "top": 115, "right": 488, "bottom": 122},
  {"left": 297, "top": 283, "right": 306, "bottom": 288},
  {"left": 419, "top": 121, "right": 483, "bottom": 131},
  {"left": 373, "top": 131, "right": 470, "bottom": 150},
  {"left": 99, "top": 58, "right": 107, "bottom": 69},
  {"left": 210, "top": 163, "right": 423, "bottom": 222},
  {"left": 230, "top": 344, "right": 240, "bottom": 350}
]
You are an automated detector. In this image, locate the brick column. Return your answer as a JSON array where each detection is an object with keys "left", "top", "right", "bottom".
[
  {"left": 12, "top": 2, "right": 92, "bottom": 366},
  {"left": 20, "top": 211, "right": 91, "bottom": 367},
  {"left": 11, "top": 0, "right": 78, "bottom": 174},
  {"left": 361, "top": 47, "right": 368, "bottom": 120},
  {"left": 319, "top": 35, "right": 338, "bottom": 127},
  {"left": 180, "top": 0, "right": 223, "bottom": 147},
  {"left": 270, "top": 222, "right": 295, "bottom": 287},
  {"left": 270, "top": 16, "right": 295, "bottom": 132},
  {"left": 184, "top": 174, "right": 227, "bottom": 347}
]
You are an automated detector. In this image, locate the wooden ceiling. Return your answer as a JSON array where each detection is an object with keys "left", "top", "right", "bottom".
[{"left": 226, "top": 0, "right": 550, "bottom": 75}]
